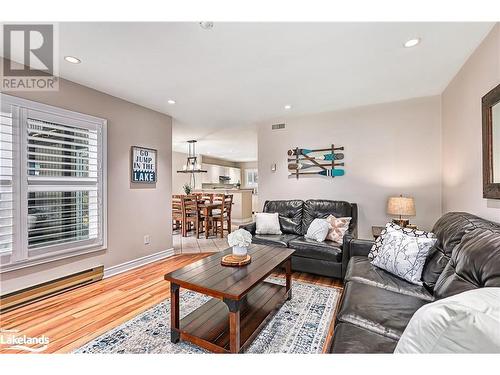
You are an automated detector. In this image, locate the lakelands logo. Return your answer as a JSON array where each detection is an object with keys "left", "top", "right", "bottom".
[
  {"left": 0, "top": 328, "right": 50, "bottom": 353},
  {"left": 1, "top": 23, "right": 59, "bottom": 91}
]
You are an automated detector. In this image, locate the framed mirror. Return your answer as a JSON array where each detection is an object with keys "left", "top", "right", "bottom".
[{"left": 482, "top": 83, "right": 500, "bottom": 199}]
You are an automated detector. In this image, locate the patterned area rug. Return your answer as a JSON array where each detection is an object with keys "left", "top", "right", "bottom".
[{"left": 75, "top": 277, "right": 341, "bottom": 354}]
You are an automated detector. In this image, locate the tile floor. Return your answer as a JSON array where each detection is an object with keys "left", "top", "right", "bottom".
[{"left": 173, "top": 227, "right": 237, "bottom": 254}]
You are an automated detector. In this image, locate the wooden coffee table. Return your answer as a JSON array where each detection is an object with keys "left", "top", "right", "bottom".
[{"left": 164, "top": 244, "right": 294, "bottom": 353}]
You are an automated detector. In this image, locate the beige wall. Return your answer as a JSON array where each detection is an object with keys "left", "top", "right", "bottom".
[
  {"left": 258, "top": 96, "right": 442, "bottom": 239},
  {"left": 1, "top": 68, "right": 173, "bottom": 294},
  {"left": 442, "top": 24, "right": 500, "bottom": 221}
]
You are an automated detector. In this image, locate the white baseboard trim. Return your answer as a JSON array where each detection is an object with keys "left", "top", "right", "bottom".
[{"left": 103, "top": 248, "right": 175, "bottom": 279}]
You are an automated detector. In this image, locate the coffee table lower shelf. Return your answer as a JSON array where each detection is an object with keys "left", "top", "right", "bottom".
[{"left": 174, "top": 281, "right": 288, "bottom": 353}]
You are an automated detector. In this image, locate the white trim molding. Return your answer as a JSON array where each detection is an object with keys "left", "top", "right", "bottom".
[{"left": 103, "top": 248, "right": 174, "bottom": 279}]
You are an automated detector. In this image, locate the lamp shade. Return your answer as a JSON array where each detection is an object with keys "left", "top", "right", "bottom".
[{"left": 387, "top": 196, "right": 416, "bottom": 217}]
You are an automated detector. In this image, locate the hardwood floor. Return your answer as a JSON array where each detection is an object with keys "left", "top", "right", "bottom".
[{"left": 0, "top": 253, "right": 342, "bottom": 354}]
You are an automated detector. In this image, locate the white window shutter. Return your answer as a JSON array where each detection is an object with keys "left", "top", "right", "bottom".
[
  {"left": 0, "top": 94, "right": 107, "bottom": 271},
  {"left": 0, "top": 110, "right": 14, "bottom": 258}
]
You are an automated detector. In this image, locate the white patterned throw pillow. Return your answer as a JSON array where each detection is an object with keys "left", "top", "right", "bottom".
[
  {"left": 370, "top": 229, "right": 436, "bottom": 285},
  {"left": 368, "top": 222, "right": 435, "bottom": 261},
  {"left": 305, "top": 218, "right": 331, "bottom": 242},
  {"left": 255, "top": 212, "right": 282, "bottom": 235}
]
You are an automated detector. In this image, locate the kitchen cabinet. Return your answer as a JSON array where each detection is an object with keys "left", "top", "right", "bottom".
[
  {"left": 201, "top": 164, "right": 241, "bottom": 184},
  {"left": 200, "top": 164, "right": 212, "bottom": 183}
]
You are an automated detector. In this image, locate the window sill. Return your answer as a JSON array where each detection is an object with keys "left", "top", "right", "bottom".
[{"left": 0, "top": 245, "right": 107, "bottom": 273}]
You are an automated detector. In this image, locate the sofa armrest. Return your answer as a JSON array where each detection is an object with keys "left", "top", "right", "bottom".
[
  {"left": 239, "top": 222, "right": 256, "bottom": 235},
  {"left": 349, "top": 227, "right": 358, "bottom": 241},
  {"left": 350, "top": 239, "right": 373, "bottom": 257},
  {"left": 341, "top": 231, "right": 355, "bottom": 278},
  {"left": 341, "top": 227, "right": 358, "bottom": 251},
  {"left": 341, "top": 227, "right": 357, "bottom": 254},
  {"left": 341, "top": 237, "right": 374, "bottom": 278}
]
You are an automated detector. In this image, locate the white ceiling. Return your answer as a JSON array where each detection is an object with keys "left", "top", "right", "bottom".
[{"left": 51, "top": 23, "right": 495, "bottom": 160}]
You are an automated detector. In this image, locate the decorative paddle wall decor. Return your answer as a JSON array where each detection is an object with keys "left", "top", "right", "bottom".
[{"left": 287, "top": 144, "right": 345, "bottom": 179}]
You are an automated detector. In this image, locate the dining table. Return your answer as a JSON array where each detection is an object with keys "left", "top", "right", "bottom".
[{"left": 198, "top": 202, "right": 222, "bottom": 239}]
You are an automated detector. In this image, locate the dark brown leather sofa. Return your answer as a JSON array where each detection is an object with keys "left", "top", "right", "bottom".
[
  {"left": 329, "top": 212, "right": 500, "bottom": 353},
  {"left": 240, "top": 199, "right": 358, "bottom": 279}
]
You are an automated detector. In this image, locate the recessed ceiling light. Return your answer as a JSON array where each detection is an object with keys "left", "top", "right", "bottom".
[
  {"left": 404, "top": 38, "right": 421, "bottom": 48},
  {"left": 167, "top": 99, "right": 176, "bottom": 105},
  {"left": 64, "top": 56, "right": 81, "bottom": 64},
  {"left": 199, "top": 22, "right": 214, "bottom": 30},
  {"left": 284, "top": 105, "right": 292, "bottom": 110}
]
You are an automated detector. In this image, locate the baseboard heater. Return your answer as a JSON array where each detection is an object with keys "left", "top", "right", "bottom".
[{"left": 0, "top": 266, "right": 104, "bottom": 313}]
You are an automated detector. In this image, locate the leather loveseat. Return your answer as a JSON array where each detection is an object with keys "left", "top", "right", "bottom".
[
  {"left": 329, "top": 212, "right": 500, "bottom": 353},
  {"left": 240, "top": 199, "right": 358, "bottom": 279}
]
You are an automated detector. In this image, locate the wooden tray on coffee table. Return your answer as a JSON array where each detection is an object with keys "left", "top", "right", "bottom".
[{"left": 221, "top": 254, "right": 251, "bottom": 266}]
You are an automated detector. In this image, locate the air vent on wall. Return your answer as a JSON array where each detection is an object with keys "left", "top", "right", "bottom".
[{"left": 271, "top": 123, "right": 286, "bottom": 130}]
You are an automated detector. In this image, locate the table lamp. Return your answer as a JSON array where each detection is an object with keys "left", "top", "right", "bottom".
[{"left": 387, "top": 195, "right": 415, "bottom": 227}]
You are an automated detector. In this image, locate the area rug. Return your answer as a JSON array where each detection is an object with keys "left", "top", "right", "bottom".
[{"left": 74, "top": 277, "right": 341, "bottom": 354}]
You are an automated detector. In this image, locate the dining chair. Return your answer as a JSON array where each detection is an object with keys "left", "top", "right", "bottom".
[
  {"left": 172, "top": 195, "right": 183, "bottom": 232},
  {"left": 200, "top": 193, "right": 214, "bottom": 203},
  {"left": 194, "top": 192, "right": 214, "bottom": 204},
  {"left": 212, "top": 194, "right": 233, "bottom": 238},
  {"left": 181, "top": 195, "right": 205, "bottom": 238}
]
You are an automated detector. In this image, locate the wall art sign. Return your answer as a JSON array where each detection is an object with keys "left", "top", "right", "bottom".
[
  {"left": 131, "top": 146, "right": 157, "bottom": 183},
  {"left": 287, "top": 144, "right": 345, "bottom": 179}
]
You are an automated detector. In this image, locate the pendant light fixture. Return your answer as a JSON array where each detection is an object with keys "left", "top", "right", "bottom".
[{"left": 176, "top": 140, "right": 207, "bottom": 188}]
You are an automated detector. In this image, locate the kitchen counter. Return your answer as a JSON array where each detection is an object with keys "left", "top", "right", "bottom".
[{"left": 193, "top": 189, "right": 253, "bottom": 225}]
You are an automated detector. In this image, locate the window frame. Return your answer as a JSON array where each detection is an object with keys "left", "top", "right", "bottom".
[
  {"left": 0, "top": 94, "right": 107, "bottom": 273},
  {"left": 245, "top": 168, "right": 258, "bottom": 187}
]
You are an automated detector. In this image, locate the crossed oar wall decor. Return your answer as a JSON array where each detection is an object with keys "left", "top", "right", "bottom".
[{"left": 287, "top": 144, "right": 345, "bottom": 179}]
